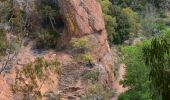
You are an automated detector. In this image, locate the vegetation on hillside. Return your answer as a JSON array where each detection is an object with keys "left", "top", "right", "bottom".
[
  {"left": 100, "top": 0, "right": 170, "bottom": 100},
  {"left": 0, "top": 0, "right": 170, "bottom": 99}
]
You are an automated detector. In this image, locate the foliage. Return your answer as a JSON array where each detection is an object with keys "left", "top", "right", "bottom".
[
  {"left": 119, "top": 41, "right": 152, "bottom": 100},
  {"left": 12, "top": 57, "right": 61, "bottom": 99},
  {"left": 100, "top": 0, "right": 140, "bottom": 44},
  {"left": 71, "top": 37, "right": 93, "bottom": 51},
  {"left": 36, "top": 30, "right": 60, "bottom": 49},
  {"left": 163, "top": 28, "right": 170, "bottom": 42},
  {"left": 38, "top": 0, "right": 63, "bottom": 30},
  {"left": 115, "top": 0, "right": 147, "bottom": 11},
  {"left": 0, "top": 29, "right": 8, "bottom": 58},
  {"left": 9, "top": 10, "right": 27, "bottom": 37},
  {"left": 75, "top": 53, "right": 93, "bottom": 65},
  {"left": 143, "top": 38, "right": 170, "bottom": 100},
  {"left": 104, "top": 14, "right": 117, "bottom": 43},
  {"left": 100, "top": 0, "right": 112, "bottom": 14},
  {"left": 71, "top": 37, "right": 94, "bottom": 65},
  {"left": 118, "top": 90, "right": 151, "bottom": 100},
  {"left": 81, "top": 82, "right": 113, "bottom": 100},
  {"left": 122, "top": 7, "right": 140, "bottom": 35},
  {"left": 81, "top": 70, "right": 100, "bottom": 82},
  {"left": 112, "top": 5, "right": 130, "bottom": 43},
  {"left": 0, "top": 0, "right": 11, "bottom": 23},
  {"left": 114, "top": 0, "right": 170, "bottom": 11},
  {"left": 40, "top": 5, "right": 57, "bottom": 29},
  {"left": 141, "top": 19, "right": 167, "bottom": 37}
]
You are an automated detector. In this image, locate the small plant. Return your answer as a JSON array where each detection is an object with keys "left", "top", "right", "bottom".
[
  {"left": 34, "top": 57, "right": 44, "bottom": 77},
  {"left": 71, "top": 37, "right": 93, "bottom": 52},
  {"left": 81, "top": 70, "right": 100, "bottom": 82},
  {"left": 0, "top": 29, "right": 8, "bottom": 58},
  {"left": 75, "top": 53, "right": 93, "bottom": 65},
  {"left": 12, "top": 57, "right": 61, "bottom": 99},
  {"left": 9, "top": 10, "right": 27, "bottom": 37},
  {"left": 36, "top": 30, "right": 60, "bottom": 49},
  {"left": 71, "top": 37, "right": 94, "bottom": 65},
  {"left": 0, "top": 0, "right": 12, "bottom": 23},
  {"left": 82, "top": 82, "right": 113, "bottom": 100}
]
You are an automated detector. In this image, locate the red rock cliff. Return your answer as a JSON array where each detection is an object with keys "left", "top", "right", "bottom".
[
  {"left": 58, "top": 0, "right": 114, "bottom": 88},
  {"left": 0, "top": 0, "right": 115, "bottom": 99}
]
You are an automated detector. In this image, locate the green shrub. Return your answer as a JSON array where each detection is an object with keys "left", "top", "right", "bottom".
[
  {"left": 36, "top": 30, "right": 59, "bottom": 49},
  {"left": 0, "top": 29, "right": 8, "bottom": 58},
  {"left": 0, "top": 0, "right": 11, "bottom": 23},
  {"left": 22, "top": 57, "right": 61, "bottom": 79},
  {"left": 104, "top": 14, "right": 117, "bottom": 44},
  {"left": 122, "top": 8, "right": 140, "bottom": 35},
  {"left": 12, "top": 57, "right": 61, "bottom": 99},
  {"left": 159, "top": 11, "right": 168, "bottom": 18},
  {"left": 99, "top": 0, "right": 112, "bottom": 14},
  {"left": 100, "top": 1, "right": 140, "bottom": 44},
  {"left": 81, "top": 70, "right": 100, "bottom": 82},
  {"left": 163, "top": 28, "right": 170, "bottom": 42},
  {"left": 38, "top": 0, "right": 63, "bottom": 30},
  {"left": 118, "top": 90, "right": 149, "bottom": 100},
  {"left": 71, "top": 37, "right": 94, "bottom": 65},
  {"left": 34, "top": 57, "right": 44, "bottom": 76},
  {"left": 9, "top": 10, "right": 27, "bottom": 36},
  {"left": 119, "top": 40, "right": 152, "bottom": 100},
  {"left": 81, "top": 82, "right": 113, "bottom": 100},
  {"left": 71, "top": 37, "right": 93, "bottom": 51},
  {"left": 75, "top": 53, "right": 93, "bottom": 65},
  {"left": 153, "top": 23, "right": 167, "bottom": 31}
]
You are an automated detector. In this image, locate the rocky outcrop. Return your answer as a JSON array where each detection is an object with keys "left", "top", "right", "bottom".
[
  {"left": 0, "top": 0, "right": 115, "bottom": 99},
  {"left": 58, "top": 0, "right": 105, "bottom": 36},
  {"left": 57, "top": 0, "right": 114, "bottom": 90}
]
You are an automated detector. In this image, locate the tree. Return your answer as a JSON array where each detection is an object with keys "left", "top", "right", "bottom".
[
  {"left": 115, "top": 0, "right": 147, "bottom": 11},
  {"left": 104, "top": 14, "right": 117, "bottom": 44},
  {"left": 143, "top": 38, "right": 170, "bottom": 100},
  {"left": 40, "top": 5, "right": 57, "bottom": 30},
  {"left": 122, "top": 7, "right": 140, "bottom": 35},
  {"left": 109, "top": 5, "right": 132, "bottom": 43},
  {"left": 119, "top": 41, "right": 152, "bottom": 100}
]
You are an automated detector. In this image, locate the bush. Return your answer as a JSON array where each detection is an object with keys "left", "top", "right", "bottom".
[
  {"left": 81, "top": 70, "right": 100, "bottom": 82},
  {"left": 36, "top": 30, "right": 60, "bottom": 49},
  {"left": 164, "top": 28, "right": 170, "bottom": 42},
  {"left": 71, "top": 37, "right": 93, "bottom": 52},
  {"left": 159, "top": 11, "right": 168, "bottom": 18},
  {"left": 118, "top": 90, "right": 148, "bottom": 100},
  {"left": 12, "top": 57, "right": 61, "bottom": 99},
  {"left": 119, "top": 41, "right": 152, "bottom": 100},
  {"left": 75, "top": 53, "right": 93, "bottom": 65},
  {"left": 115, "top": 0, "right": 147, "bottom": 11},
  {"left": 104, "top": 14, "right": 117, "bottom": 44},
  {"left": 100, "top": 1, "right": 140, "bottom": 44},
  {"left": 99, "top": 0, "right": 112, "bottom": 14},
  {"left": 0, "top": 29, "right": 8, "bottom": 58},
  {"left": 122, "top": 8, "right": 140, "bottom": 35},
  {"left": 81, "top": 82, "right": 113, "bottom": 100},
  {"left": 38, "top": 0, "right": 64, "bottom": 30},
  {"left": 0, "top": 0, "right": 11, "bottom": 23},
  {"left": 71, "top": 37, "right": 94, "bottom": 65}
]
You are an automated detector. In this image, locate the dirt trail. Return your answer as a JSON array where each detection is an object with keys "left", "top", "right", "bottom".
[{"left": 111, "top": 64, "right": 128, "bottom": 100}]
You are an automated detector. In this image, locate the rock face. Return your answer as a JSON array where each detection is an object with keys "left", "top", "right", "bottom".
[
  {"left": 58, "top": 0, "right": 105, "bottom": 36},
  {"left": 58, "top": 0, "right": 114, "bottom": 88},
  {"left": 0, "top": 0, "right": 115, "bottom": 99}
]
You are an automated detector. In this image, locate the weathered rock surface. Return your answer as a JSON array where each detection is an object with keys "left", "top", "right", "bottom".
[
  {"left": 58, "top": 0, "right": 105, "bottom": 36},
  {"left": 57, "top": 0, "right": 115, "bottom": 96},
  {"left": 0, "top": 0, "right": 115, "bottom": 99}
]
